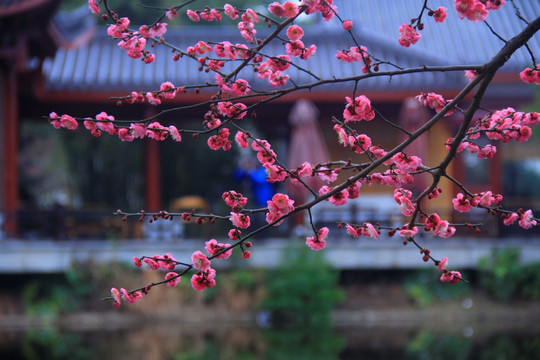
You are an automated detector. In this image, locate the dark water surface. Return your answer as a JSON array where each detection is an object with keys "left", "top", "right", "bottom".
[{"left": 1, "top": 317, "right": 540, "bottom": 360}]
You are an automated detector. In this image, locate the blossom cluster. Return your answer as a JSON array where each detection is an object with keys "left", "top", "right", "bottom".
[{"left": 454, "top": 0, "right": 505, "bottom": 22}]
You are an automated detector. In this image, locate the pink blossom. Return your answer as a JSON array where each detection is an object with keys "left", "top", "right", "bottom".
[
  {"left": 235, "top": 131, "right": 250, "bottom": 148},
  {"left": 269, "top": 193, "right": 295, "bottom": 213},
  {"left": 452, "top": 193, "right": 471, "bottom": 212},
  {"left": 347, "top": 181, "right": 362, "bottom": 199},
  {"left": 147, "top": 122, "right": 168, "bottom": 141},
  {"left": 361, "top": 223, "right": 379, "bottom": 239},
  {"left": 107, "top": 17, "right": 130, "bottom": 38},
  {"left": 166, "top": 8, "right": 178, "bottom": 20},
  {"left": 502, "top": 212, "right": 518, "bottom": 226},
  {"left": 440, "top": 270, "right": 461, "bottom": 284},
  {"left": 433, "top": 7, "right": 447, "bottom": 22},
  {"left": 243, "top": 8, "right": 259, "bottom": 23},
  {"left": 286, "top": 40, "right": 305, "bottom": 57},
  {"left": 186, "top": 9, "right": 200, "bottom": 22},
  {"left": 88, "top": 0, "right": 100, "bottom": 14},
  {"left": 111, "top": 288, "right": 121, "bottom": 307},
  {"left": 297, "top": 162, "right": 313, "bottom": 178},
  {"left": 520, "top": 66, "right": 540, "bottom": 85},
  {"left": 306, "top": 227, "right": 329, "bottom": 251},
  {"left": 398, "top": 24, "right": 421, "bottom": 47},
  {"left": 133, "top": 257, "right": 142, "bottom": 267},
  {"left": 160, "top": 82, "right": 177, "bottom": 99},
  {"left": 224, "top": 4, "right": 239, "bottom": 19},
  {"left": 318, "top": 167, "right": 339, "bottom": 182},
  {"left": 228, "top": 229, "right": 241, "bottom": 240},
  {"left": 286, "top": 25, "right": 304, "bottom": 40},
  {"left": 60, "top": 114, "right": 78, "bottom": 130},
  {"left": 143, "top": 257, "right": 160, "bottom": 270},
  {"left": 433, "top": 220, "right": 456, "bottom": 238},
  {"left": 519, "top": 209, "right": 537, "bottom": 229},
  {"left": 268, "top": 2, "right": 285, "bottom": 17},
  {"left": 465, "top": 70, "right": 478, "bottom": 82},
  {"left": 263, "top": 163, "right": 287, "bottom": 183},
  {"left": 346, "top": 224, "right": 359, "bottom": 238},
  {"left": 191, "top": 268, "right": 217, "bottom": 291},
  {"left": 342, "top": 20, "right": 353, "bottom": 31},
  {"left": 130, "top": 123, "right": 146, "bottom": 139},
  {"left": 118, "top": 128, "right": 134, "bottom": 142},
  {"left": 477, "top": 144, "right": 497, "bottom": 159},
  {"left": 438, "top": 257, "right": 449, "bottom": 271},
  {"left": 149, "top": 23, "right": 167, "bottom": 38},
  {"left": 165, "top": 272, "right": 181, "bottom": 287},
  {"left": 168, "top": 126, "right": 182, "bottom": 142},
  {"left": 96, "top": 112, "right": 115, "bottom": 135},
  {"left": 146, "top": 92, "right": 161, "bottom": 105},
  {"left": 205, "top": 239, "right": 233, "bottom": 260},
  {"left": 399, "top": 225, "right": 418, "bottom": 238},
  {"left": 350, "top": 134, "right": 372, "bottom": 154},
  {"left": 425, "top": 213, "right": 441, "bottom": 231},
  {"left": 241, "top": 250, "right": 251, "bottom": 259},
  {"left": 300, "top": 45, "right": 317, "bottom": 60},
  {"left": 222, "top": 190, "right": 247, "bottom": 208},
  {"left": 269, "top": 71, "right": 290, "bottom": 87},
  {"left": 343, "top": 95, "right": 375, "bottom": 122},
  {"left": 282, "top": 1, "right": 299, "bottom": 18},
  {"left": 230, "top": 212, "right": 251, "bottom": 229},
  {"left": 120, "top": 288, "right": 142, "bottom": 304},
  {"left": 192, "top": 250, "right": 211, "bottom": 271},
  {"left": 157, "top": 253, "right": 178, "bottom": 270}
]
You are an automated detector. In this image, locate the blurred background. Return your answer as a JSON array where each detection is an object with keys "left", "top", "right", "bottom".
[{"left": 1, "top": 0, "right": 540, "bottom": 358}]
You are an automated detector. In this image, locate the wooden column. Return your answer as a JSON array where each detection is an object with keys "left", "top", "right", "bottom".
[
  {"left": 145, "top": 107, "right": 161, "bottom": 211},
  {"left": 2, "top": 67, "right": 19, "bottom": 234}
]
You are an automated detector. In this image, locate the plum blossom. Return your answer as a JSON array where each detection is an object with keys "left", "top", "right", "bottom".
[
  {"left": 192, "top": 250, "right": 211, "bottom": 271},
  {"left": 399, "top": 225, "right": 418, "bottom": 238},
  {"left": 520, "top": 66, "right": 540, "bottom": 85},
  {"left": 286, "top": 25, "right": 304, "bottom": 41},
  {"left": 519, "top": 209, "right": 537, "bottom": 229},
  {"left": 306, "top": 227, "right": 329, "bottom": 251},
  {"left": 186, "top": 9, "right": 200, "bottom": 22},
  {"left": 205, "top": 239, "right": 233, "bottom": 260},
  {"left": 502, "top": 212, "right": 519, "bottom": 226},
  {"left": 438, "top": 257, "right": 449, "bottom": 271},
  {"left": 111, "top": 288, "right": 122, "bottom": 307},
  {"left": 440, "top": 270, "right": 462, "bottom": 284},
  {"left": 452, "top": 193, "right": 471, "bottom": 212},
  {"left": 433, "top": 220, "right": 456, "bottom": 238},
  {"left": 230, "top": 212, "right": 251, "bottom": 229},
  {"left": 343, "top": 95, "right": 375, "bottom": 122},
  {"left": 191, "top": 268, "right": 217, "bottom": 291},
  {"left": 432, "top": 7, "right": 447, "bottom": 22},
  {"left": 398, "top": 24, "right": 421, "bottom": 47},
  {"left": 165, "top": 272, "right": 181, "bottom": 287},
  {"left": 88, "top": 0, "right": 100, "bottom": 14},
  {"left": 342, "top": 20, "right": 353, "bottom": 31}
]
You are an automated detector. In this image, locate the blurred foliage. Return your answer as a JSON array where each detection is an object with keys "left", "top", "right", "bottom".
[
  {"left": 22, "top": 267, "right": 93, "bottom": 320},
  {"left": 404, "top": 270, "right": 471, "bottom": 308},
  {"left": 261, "top": 242, "right": 345, "bottom": 325},
  {"left": 478, "top": 248, "right": 540, "bottom": 302},
  {"left": 22, "top": 328, "right": 91, "bottom": 360},
  {"left": 262, "top": 324, "right": 345, "bottom": 360},
  {"left": 405, "top": 330, "right": 472, "bottom": 360}
]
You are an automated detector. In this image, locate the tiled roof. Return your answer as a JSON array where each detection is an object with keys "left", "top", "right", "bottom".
[
  {"left": 337, "top": 0, "right": 540, "bottom": 71},
  {"left": 42, "top": 0, "right": 539, "bottom": 94}
]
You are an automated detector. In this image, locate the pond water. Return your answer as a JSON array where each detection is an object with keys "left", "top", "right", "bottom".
[{"left": 1, "top": 320, "right": 540, "bottom": 360}]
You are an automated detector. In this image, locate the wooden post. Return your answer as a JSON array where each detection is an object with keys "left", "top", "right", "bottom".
[
  {"left": 2, "top": 68, "right": 19, "bottom": 234},
  {"left": 145, "top": 107, "right": 161, "bottom": 211}
]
